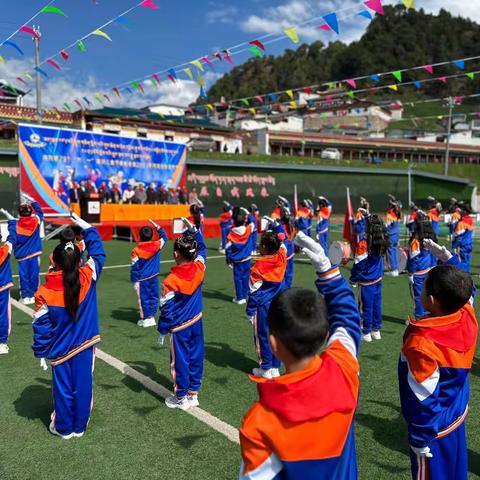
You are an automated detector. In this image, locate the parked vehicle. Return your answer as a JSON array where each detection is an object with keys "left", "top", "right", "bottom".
[{"left": 321, "top": 148, "right": 342, "bottom": 160}]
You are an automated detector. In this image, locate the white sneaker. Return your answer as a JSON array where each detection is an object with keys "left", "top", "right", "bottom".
[
  {"left": 271, "top": 368, "right": 281, "bottom": 378},
  {"left": 142, "top": 317, "right": 157, "bottom": 328},
  {"left": 20, "top": 297, "right": 29, "bottom": 305},
  {"left": 49, "top": 422, "right": 74, "bottom": 440},
  {"left": 363, "top": 333, "right": 372, "bottom": 343},
  {"left": 0, "top": 343, "right": 9, "bottom": 355},
  {"left": 165, "top": 395, "right": 190, "bottom": 410},
  {"left": 385, "top": 270, "right": 399, "bottom": 277},
  {"left": 237, "top": 299, "right": 246, "bottom": 305},
  {"left": 219, "top": 248, "right": 226, "bottom": 254},
  {"left": 73, "top": 432, "right": 84, "bottom": 438},
  {"left": 372, "top": 331, "right": 382, "bottom": 340},
  {"left": 137, "top": 319, "right": 145, "bottom": 327},
  {"left": 252, "top": 367, "right": 274, "bottom": 379},
  {"left": 187, "top": 394, "right": 199, "bottom": 408},
  {"left": 28, "top": 297, "right": 36, "bottom": 305}
]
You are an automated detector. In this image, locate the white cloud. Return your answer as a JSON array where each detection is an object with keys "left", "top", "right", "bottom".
[
  {"left": 206, "top": 6, "right": 239, "bottom": 24},
  {"left": 0, "top": 57, "right": 223, "bottom": 110}
]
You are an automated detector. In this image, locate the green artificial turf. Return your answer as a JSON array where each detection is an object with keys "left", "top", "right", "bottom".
[{"left": 1, "top": 231, "right": 479, "bottom": 479}]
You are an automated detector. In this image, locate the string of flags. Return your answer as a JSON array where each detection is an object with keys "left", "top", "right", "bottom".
[{"left": 7, "top": 0, "right": 158, "bottom": 87}]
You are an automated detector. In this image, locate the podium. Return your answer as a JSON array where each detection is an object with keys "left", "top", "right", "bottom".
[{"left": 80, "top": 193, "right": 101, "bottom": 224}]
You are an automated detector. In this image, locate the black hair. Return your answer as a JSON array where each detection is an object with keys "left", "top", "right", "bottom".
[
  {"left": 318, "top": 197, "right": 328, "bottom": 209},
  {"left": 190, "top": 204, "right": 202, "bottom": 228},
  {"left": 367, "top": 214, "right": 390, "bottom": 256},
  {"left": 52, "top": 243, "right": 82, "bottom": 320},
  {"left": 458, "top": 202, "right": 472, "bottom": 216},
  {"left": 59, "top": 227, "right": 76, "bottom": 244},
  {"left": 174, "top": 233, "right": 197, "bottom": 262},
  {"left": 413, "top": 211, "right": 437, "bottom": 243},
  {"left": 232, "top": 206, "right": 246, "bottom": 227},
  {"left": 18, "top": 204, "right": 33, "bottom": 217},
  {"left": 260, "top": 231, "right": 281, "bottom": 255},
  {"left": 139, "top": 226, "right": 154, "bottom": 242},
  {"left": 71, "top": 225, "right": 83, "bottom": 239},
  {"left": 425, "top": 265, "right": 473, "bottom": 315},
  {"left": 280, "top": 207, "right": 294, "bottom": 234},
  {"left": 249, "top": 203, "right": 259, "bottom": 213},
  {"left": 268, "top": 288, "right": 329, "bottom": 360}
]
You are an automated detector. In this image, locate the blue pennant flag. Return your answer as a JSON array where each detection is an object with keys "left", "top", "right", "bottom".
[
  {"left": 322, "top": 12, "right": 339, "bottom": 35},
  {"left": 413, "top": 80, "right": 421, "bottom": 89},
  {"left": 268, "top": 93, "right": 278, "bottom": 102},
  {"left": 358, "top": 10, "right": 373, "bottom": 20},
  {"left": 34, "top": 67, "right": 48, "bottom": 78},
  {"left": 167, "top": 69, "right": 178, "bottom": 80},
  {"left": 453, "top": 60, "right": 465, "bottom": 70},
  {"left": 370, "top": 74, "right": 380, "bottom": 82},
  {"left": 4, "top": 40, "right": 24, "bottom": 56},
  {"left": 83, "top": 97, "right": 91, "bottom": 105}
]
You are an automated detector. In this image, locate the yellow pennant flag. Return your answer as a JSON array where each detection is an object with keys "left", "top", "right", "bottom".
[
  {"left": 286, "top": 89, "right": 294, "bottom": 99},
  {"left": 284, "top": 27, "right": 300, "bottom": 44},
  {"left": 249, "top": 108, "right": 256, "bottom": 115},
  {"left": 0, "top": 55, "right": 4, "bottom": 63},
  {"left": 207, "top": 104, "right": 214, "bottom": 112},
  {"left": 183, "top": 67, "right": 193, "bottom": 80},
  {"left": 290, "top": 101, "right": 297, "bottom": 108},
  {"left": 403, "top": 0, "right": 415, "bottom": 9},
  {"left": 388, "top": 84, "right": 398, "bottom": 91},
  {"left": 191, "top": 59, "right": 204, "bottom": 72},
  {"left": 196, "top": 75, "right": 205, "bottom": 86},
  {"left": 92, "top": 29, "right": 112, "bottom": 41},
  {"left": 24, "top": 73, "right": 33, "bottom": 81}
]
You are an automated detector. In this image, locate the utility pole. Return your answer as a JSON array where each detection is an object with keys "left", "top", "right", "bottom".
[
  {"left": 33, "top": 25, "right": 42, "bottom": 119},
  {"left": 444, "top": 96, "right": 454, "bottom": 176}
]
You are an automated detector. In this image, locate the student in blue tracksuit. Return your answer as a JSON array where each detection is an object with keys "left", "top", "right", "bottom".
[
  {"left": 48, "top": 227, "right": 86, "bottom": 272},
  {"left": 226, "top": 208, "right": 255, "bottom": 305},
  {"left": 351, "top": 214, "right": 389, "bottom": 342},
  {"left": 407, "top": 212, "right": 436, "bottom": 319},
  {"left": 219, "top": 201, "right": 233, "bottom": 253},
  {"left": 451, "top": 203, "right": 474, "bottom": 273},
  {"left": 0, "top": 230, "right": 13, "bottom": 355},
  {"left": 316, "top": 196, "right": 332, "bottom": 253},
  {"left": 399, "top": 243, "right": 477, "bottom": 480},
  {"left": 406, "top": 203, "right": 418, "bottom": 235},
  {"left": 158, "top": 219, "right": 206, "bottom": 410},
  {"left": 427, "top": 196, "right": 442, "bottom": 237},
  {"left": 296, "top": 199, "right": 314, "bottom": 237},
  {"left": 32, "top": 213, "right": 106, "bottom": 439},
  {"left": 247, "top": 204, "right": 260, "bottom": 255},
  {"left": 2, "top": 194, "right": 43, "bottom": 305},
  {"left": 386, "top": 196, "right": 401, "bottom": 276},
  {"left": 131, "top": 221, "right": 167, "bottom": 328},
  {"left": 246, "top": 230, "right": 287, "bottom": 379}
]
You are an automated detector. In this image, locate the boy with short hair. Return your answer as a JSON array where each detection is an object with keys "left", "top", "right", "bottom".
[
  {"left": 399, "top": 239, "right": 477, "bottom": 480},
  {"left": 131, "top": 220, "right": 167, "bottom": 328},
  {"left": 239, "top": 232, "right": 361, "bottom": 479}
]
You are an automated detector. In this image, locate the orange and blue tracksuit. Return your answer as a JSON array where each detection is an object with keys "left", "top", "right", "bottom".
[
  {"left": 219, "top": 209, "right": 233, "bottom": 250},
  {"left": 428, "top": 208, "right": 441, "bottom": 237},
  {"left": 399, "top": 283, "right": 478, "bottom": 480},
  {"left": 0, "top": 242, "right": 13, "bottom": 344},
  {"left": 240, "top": 266, "right": 362, "bottom": 479},
  {"left": 449, "top": 211, "right": 461, "bottom": 236},
  {"left": 296, "top": 207, "right": 313, "bottom": 237},
  {"left": 386, "top": 208, "right": 400, "bottom": 271},
  {"left": 452, "top": 215, "right": 474, "bottom": 273},
  {"left": 7, "top": 202, "right": 44, "bottom": 299},
  {"left": 351, "top": 249, "right": 383, "bottom": 335},
  {"left": 316, "top": 202, "right": 332, "bottom": 254},
  {"left": 407, "top": 212, "right": 418, "bottom": 234},
  {"left": 131, "top": 227, "right": 167, "bottom": 320},
  {"left": 246, "top": 245, "right": 287, "bottom": 370},
  {"left": 247, "top": 212, "right": 259, "bottom": 254},
  {"left": 158, "top": 231, "right": 206, "bottom": 399},
  {"left": 32, "top": 226, "right": 106, "bottom": 437},
  {"left": 407, "top": 239, "right": 434, "bottom": 319},
  {"left": 49, "top": 240, "right": 86, "bottom": 271},
  {"left": 272, "top": 222, "right": 295, "bottom": 289},
  {"left": 354, "top": 210, "right": 367, "bottom": 245},
  {"left": 226, "top": 224, "right": 255, "bottom": 302}
]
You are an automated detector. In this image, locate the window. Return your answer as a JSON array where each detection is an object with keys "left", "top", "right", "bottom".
[{"left": 165, "top": 135, "right": 174, "bottom": 141}]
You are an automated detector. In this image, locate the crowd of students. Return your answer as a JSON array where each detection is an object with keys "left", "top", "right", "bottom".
[{"left": 0, "top": 190, "right": 477, "bottom": 479}]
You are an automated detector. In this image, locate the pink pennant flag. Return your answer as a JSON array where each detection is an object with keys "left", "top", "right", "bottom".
[
  {"left": 325, "top": 95, "right": 333, "bottom": 102},
  {"left": 345, "top": 79, "right": 357, "bottom": 88},
  {"left": 19, "top": 26, "right": 40, "bottom": 40},
  {"left": 47, "top": 59, "right": 61, "bottom": 70},
  {"left": 152, "top": 73, "right": 161, "bottom": 84},
  {"left": 16, "top": 77, "right": 27, "bottom": 85},
  {"left": 363, "top": 0, "right": 384, "bottom": 15},
  {"left": 318, "top": 23, "right": 333, "bottom": 32},
  {"left": 438, "top": 76, "right": 447, "bottom": 83},
  {"left": 255, "top": 95, "right": 264, "bottom": 103},
  {"left": 213, "top": 52, "right": 223, "bottom": 62},
  {"left": 167, "top": 73, "right": 176, "bottom": 84},
  {"left": 454, "top": 96, "right": 464, "bottom": 104},
  {"left": 423, "top": 65, "right": 433, "bottom": 74},
  {"left": 140, "top": 0, "right": 159, "bottom": 9},
  {"left": 60, "top": 49, "right": 69, "bottom": 61},
  {"left": 201, "top": 56, "right": 214, "bottom": 68},
  {"left": 223, "top": 50, "right": 235, "bottom": 66}
]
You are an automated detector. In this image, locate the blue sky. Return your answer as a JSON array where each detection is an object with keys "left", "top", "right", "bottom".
[{"left": 0, "top": 0, "right": 475, "bottom": 109}]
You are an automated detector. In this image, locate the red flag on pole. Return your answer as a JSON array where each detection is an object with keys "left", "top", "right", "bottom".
[
  {"left": 293, "top": 184, "right": 299, "bottom": 216},
  {"left": 343, "top": 187, "right": 354, "bottom": 244}
]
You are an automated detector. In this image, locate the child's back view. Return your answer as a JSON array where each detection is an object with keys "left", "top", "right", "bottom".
[
  {"left": 399, "top": 252, "right": 477, "bottom": 480},
  {"left": 240, "top": 232, "right": 361, "bottom": 479}
]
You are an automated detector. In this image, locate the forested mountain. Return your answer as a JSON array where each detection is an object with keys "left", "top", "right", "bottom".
[{"left": 204, "top": 5, "right": 480, "bottom": 103}]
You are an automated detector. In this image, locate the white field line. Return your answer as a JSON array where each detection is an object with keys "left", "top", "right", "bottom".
[
  {"left": 12, "top": 255, "right": 226, "bottom": 278},
  {"left": 11, "top": 298, "right": 240, "bottom": 445}
]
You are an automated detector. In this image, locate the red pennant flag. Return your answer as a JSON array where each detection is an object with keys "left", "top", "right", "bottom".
[
  {"left": 16, "top": 77, "right": 27, "bottom": 85},
  {"left": 303, "top": 86, "right": 312, "bottom": 94},
  {"left": 343, "top": 188, "right": 354, "bottom": 245},
  {"left": 47, "top": 59, "right": 61, "bottom": 70},
  {"left": 167, "top": 73, "right": 176, "bottom": 83},
  {"left": 213, "top": 52, "right": 223, "bottom": 61},
  {"left": 60, "top": 49, "right": 69, "bottom": 61},
  {"left": 112, "top": 88, "right": 121, "bottom": 97},
  {"left": 74, "top": 99, "right": 83, "bottom": 109},
  {"left": 249, "top": 39, "right": 266, "bottom": 51},
  {"left": 104, "top": 94, "right": 111, "bottom": 103}
]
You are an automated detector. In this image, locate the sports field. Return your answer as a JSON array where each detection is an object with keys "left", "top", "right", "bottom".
[{"left": 1, "top": 231, "right": 479, "bottom": 480}]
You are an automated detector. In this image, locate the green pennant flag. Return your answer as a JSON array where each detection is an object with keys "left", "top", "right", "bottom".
[
  {"left": 466, "top": 72, "right": 475, "bottom": 80},
  {"left": 131, "top": 81, "right": 141, "bottom": 91},
  {"left": 150, "top": 79, "right": 158, "bottom": 88},
  {"left": 77, "top": 40, "right": 86, "bottom": 52},
  {"left": 249, "top": 46, "right": 263, "bottom": 58},
  {"left": 7, "top": 84, "right": 18, "bottom": 95},
  {"left": 63, "top": 103, "right": 71, "bottom": 111},
  {"left": 326, "top": 82, "right": 335, "bottom": 89},
  {"left": 346, "top": 91, "right": 355, "bottom": 99},
  {"left": 242, "top": 98, "right": 250, "bottom": 106},
  {"left": 392, "top": 70, "right": 402, "bottom": 82}
]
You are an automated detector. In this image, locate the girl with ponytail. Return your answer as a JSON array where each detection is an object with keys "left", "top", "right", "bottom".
[{"left": 32, "top": 213, "right": 106, "bottom": 439}]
